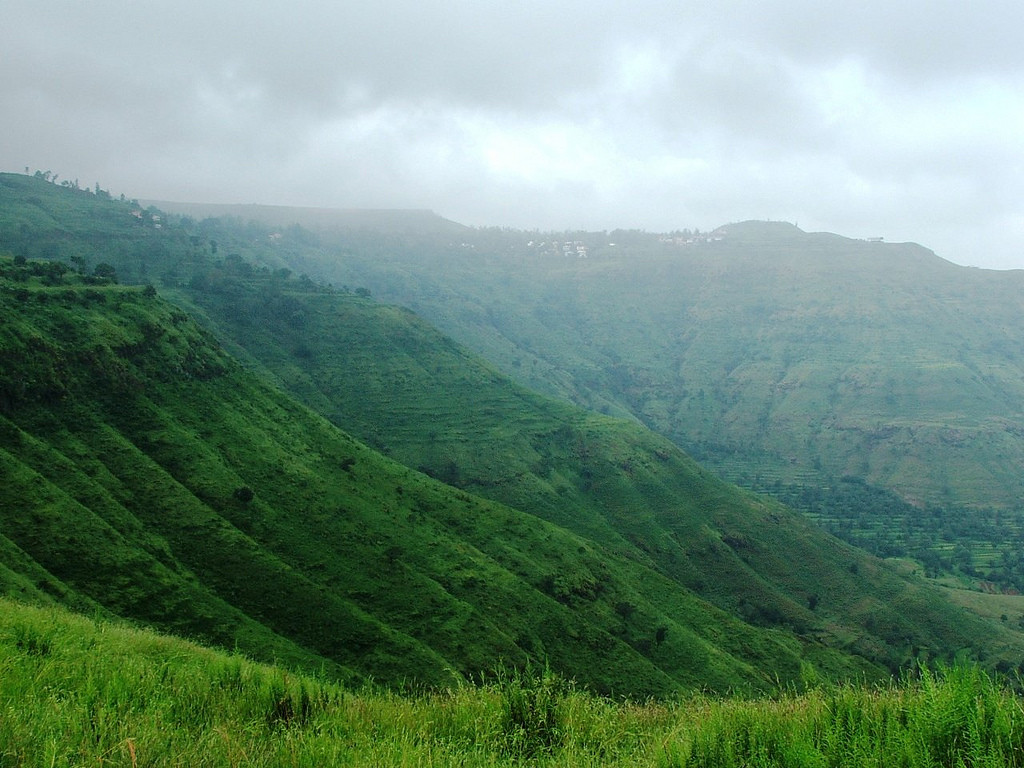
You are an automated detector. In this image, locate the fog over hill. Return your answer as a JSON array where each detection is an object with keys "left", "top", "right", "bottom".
[
  {"left": 142, "top": 200, "right": 468, "bottom": 235},
  {"left": 269, "top": 215, "right": 1024, "bottom": 514}
]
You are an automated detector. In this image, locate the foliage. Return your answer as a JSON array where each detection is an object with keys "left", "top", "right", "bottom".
[
  {"left": 765, "top": 477, "right": 1024, "bottom": 592},
  {"left": 497, "top": 663, "right": 570, "bottom": 758}
]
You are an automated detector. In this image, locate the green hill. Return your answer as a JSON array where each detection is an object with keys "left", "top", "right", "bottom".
[
  {"left": 2, "top": 172, "right": 1023, "bottom": 694},
  {"left": 272, "top": 218, "right": 1024, "bottom": 512},
  {"left": 174, "top": 260, "right": 1024, "bottom": 678},
  {"left": 5, "top": 254, "right": 836, "bottom": 695}
]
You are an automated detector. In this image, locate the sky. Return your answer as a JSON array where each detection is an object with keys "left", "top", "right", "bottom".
[{"left": 4, "top": 1, "right": 1024, "bottom": 268}]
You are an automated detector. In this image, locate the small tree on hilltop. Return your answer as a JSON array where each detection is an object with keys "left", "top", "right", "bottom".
[{"left": 92, "top": 263, "right": 118, "bottom": 283}]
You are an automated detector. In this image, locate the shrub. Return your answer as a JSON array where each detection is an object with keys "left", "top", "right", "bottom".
[
  {"left": 497, "top": 663, "right": 569, "bottom": 759},
  {"left": 233, "top": 486, "right": 255, "bottom": 503}
]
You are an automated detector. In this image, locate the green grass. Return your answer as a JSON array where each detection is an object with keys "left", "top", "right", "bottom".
[{"left": 4, "top": 598, "right": 1024, "bottom": 767}]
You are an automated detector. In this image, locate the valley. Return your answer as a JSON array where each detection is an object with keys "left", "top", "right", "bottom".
[{"left": 3, "top": 171, "right": 1024, "bottom": 699}]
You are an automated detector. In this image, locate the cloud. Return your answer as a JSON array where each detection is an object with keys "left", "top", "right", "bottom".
[{"left": 3, "top": 0, "right": 1024, "bottom": 267}]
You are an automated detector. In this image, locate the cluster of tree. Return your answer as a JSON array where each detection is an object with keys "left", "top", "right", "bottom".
[
  {"left": 0, "top": 255, "right": 119, "bottom": 287},
  {"left": 762, "top": 477, "right": 1024, "bottom": 592},
  {"left": 26, "top": 168, "right": 127, "bottom": 200}
]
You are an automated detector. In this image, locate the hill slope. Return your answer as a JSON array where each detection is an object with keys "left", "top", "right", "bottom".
[
  {"left": 275, "top": 219, "right": 1024, "bottom": 510},
  {"left": 0, "top": 253, "right": 912, "bottom": 695},
  {"left": 171, "top": 253, "right": 1024, "bottom": 679}
]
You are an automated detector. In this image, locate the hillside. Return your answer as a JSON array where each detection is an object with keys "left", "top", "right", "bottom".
[
  {"left": 275, "top": 220, "right": 1024, "bottom": 512},
  {"left": 174, "top": 261, "right": 1024, "bottom": 677},
  {"left": 252, "top": 221, "right": 1024, "bottom": 510},
  {"left": 4, "top": 254, "right": 842, "bottom": 695},
  {"left": 172, "top": 202, "right": 1024, "bottom": 584},
  {"left": 3, "top": 172, "right": 1024, "bottom": 691}
]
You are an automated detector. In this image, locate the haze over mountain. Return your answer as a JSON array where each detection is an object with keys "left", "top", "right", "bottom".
[
  {"left": 269, "top": 217, "right": 1024, "bottom": 511},
  {"left": 150, "top": 195, "right": 1024, "bottom": 587},
  {"left": 4, "top": 172, "right": 1024, "bottom": 695}
]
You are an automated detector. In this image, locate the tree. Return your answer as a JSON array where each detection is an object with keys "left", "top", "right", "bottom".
[
  {"left": 92, "top": 263, "right": 118, "bottom": 283},
  {"left": 39, "top": 261, "right": 68, "bottom": 286},
  {"left": 615, "top": 601, "right": 637, "bottom": 622}
]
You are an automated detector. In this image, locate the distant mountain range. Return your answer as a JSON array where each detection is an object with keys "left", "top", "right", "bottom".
[{"left": 142, "top": 199, "right": 467, "bottom": 235}]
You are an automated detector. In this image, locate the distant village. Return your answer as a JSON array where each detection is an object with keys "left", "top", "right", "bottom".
[
  {"left": 130, "top": 208, "right": 162, "bottom": 228},
  {"left": 516, "top": 227, "right": 731, "bottom": 259},
  {"left": 656, "top": 228, "right": 729, "bottom": 247}
]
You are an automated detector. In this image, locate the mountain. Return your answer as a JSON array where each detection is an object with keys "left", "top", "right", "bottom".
[
  {"left": 174, "top": 258, "right": 1024, "bottom": 675},
  {"left": 268, "top": 219, "right": 1024, "bottom": 513},
  {"left": 1, "top": 252, "right": 801, "bottom": 695},
  {"left": 143, "top": 199, "right": 468, "bottom": 237},
  {"left": 2, "top": 172, "right": 1023, "bottom": 693}
]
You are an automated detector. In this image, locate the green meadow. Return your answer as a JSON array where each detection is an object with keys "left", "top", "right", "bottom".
[{"left": 4, "top": 598, "right": 1024, "bottom": 767}]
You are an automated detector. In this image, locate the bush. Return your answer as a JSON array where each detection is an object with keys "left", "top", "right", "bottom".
[
  {"left": 233, "top": 486, "right": 255, "bottom": 504},
  {"left": 497, "top": 663, "right": 569, "bottom": 758}
]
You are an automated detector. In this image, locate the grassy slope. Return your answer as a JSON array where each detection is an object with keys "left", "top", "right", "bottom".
[
  {"left": 174, "top": 270, "right": 1024, "bottom": 679},
  {"left": 281, "top": 220, "right": 1024, "bottom": 510},
  {"left": 0, "top": 257, "right": 865, "bottom": 696},
  {"left": 4, "top": 597, "right": 1023, "bottom": 767}
]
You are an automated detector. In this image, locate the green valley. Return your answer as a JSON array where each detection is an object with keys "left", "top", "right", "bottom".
[
  {"left": 251, "top": 217, "right": 1024, "bottom": 509},
  {"left": 1, "top": 171, "right": 1023, "bottom": 698},
  {"left": 4, "top": 253, "right": 823, "bottom": 695},
  {"left": 173, "top": 250, "right": 1023, "bottom": 679},
  {"left": 216, "top": 213, "right": 1024, "bottom": 585}
]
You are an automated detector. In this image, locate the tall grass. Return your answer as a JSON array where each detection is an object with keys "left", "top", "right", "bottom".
[
  {"left": 665, "top": 664, "right": 1024, "bottom": 768},
  {"left": 2, "top": 599, "right": 1024, "bottom": 766}
]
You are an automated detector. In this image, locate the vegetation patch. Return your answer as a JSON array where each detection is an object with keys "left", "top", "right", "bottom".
[{"left": 3, "top": 599, "right": 1024, "bottom": 767}]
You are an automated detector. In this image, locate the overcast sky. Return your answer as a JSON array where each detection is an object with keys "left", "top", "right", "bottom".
[{"left": 4, "top": 1, "right": 1024, "bottom": 268}]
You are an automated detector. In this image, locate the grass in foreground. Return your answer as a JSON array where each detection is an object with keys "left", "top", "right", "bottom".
[{"left": 3, "top": 598, "right": 1024, "bottom": 767}]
